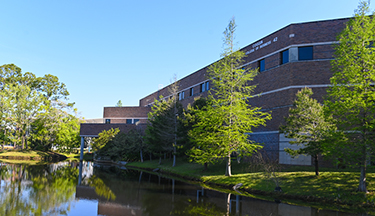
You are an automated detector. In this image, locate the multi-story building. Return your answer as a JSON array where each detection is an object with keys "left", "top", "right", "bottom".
[{"left": 80, "top": 17, "right": 349, "bottom": 165}]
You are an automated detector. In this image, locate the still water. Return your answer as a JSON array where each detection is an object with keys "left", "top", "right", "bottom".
[{"left": 0, "top": 161, "right": 367, "bottom": 216}]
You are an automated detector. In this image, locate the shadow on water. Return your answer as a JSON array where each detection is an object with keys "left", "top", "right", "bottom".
[{"left": 0, "top": 161, "right": 369, "bottom": 215}]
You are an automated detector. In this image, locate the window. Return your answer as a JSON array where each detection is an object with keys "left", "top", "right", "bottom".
[
  {"left": 126, "top": 119, "right": 132, "bottom": 124},
  {"left": 259, "top": 59, "right": 265, "bottom": 72},
  {"left": 190, "top": 87, "right": 194, "bottom": 96},
  {"left": 134, "top": 119, "right": 139, "bottom": 124},
  {"left": 200, "top": 83, "right": 205, "bottom": 92},
  {"left": 105, "top": 119, "right": 110, "bottom": 124},
  {"left": 205, "top": 81, "right": 209, "bottom": 91},
  {"left": 298, "top": 46, "right": 313, "bottom": 60},
  {"left": 178, "top": 92, "right": 184, "bottom": 100},
  {"left": 281, "top": 49, "right": 289, "bottom": 64}
]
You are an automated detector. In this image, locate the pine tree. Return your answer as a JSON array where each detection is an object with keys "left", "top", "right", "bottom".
[
  {"left": 280, "top": 88, "right": 336, "bottom": 176},
  {"left": 326, "top": 1, "right": 375, "bottom": 192},
  {"left": 188, "top": 18, "right": 271, "bottom": 176}
]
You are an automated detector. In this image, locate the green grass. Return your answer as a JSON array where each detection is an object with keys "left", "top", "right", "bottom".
[
  {"left": 126, "top": 157, "right": 375, "bottom": 214},
  {"left": 0, "top": 149, "right": 51, "bottom": 158},
  {"left": 60, "top": 152, "right": 93, "bottom": 161},
  {"left": 0, "top": 158, "right": 49, "bottom": 165}
]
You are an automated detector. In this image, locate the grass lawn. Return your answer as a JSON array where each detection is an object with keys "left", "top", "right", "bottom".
[
  {"left": 127, "top": 157, "right": 375, "bottom": 214},
  {"left": 0, "top": 149, "right": 51, "bottom": 158},
  {"left": 60, "top": 152, "right": 93, "bottom": 161},
  {"left": 0, "top": 149, "right": 93, "bottom": 161}
]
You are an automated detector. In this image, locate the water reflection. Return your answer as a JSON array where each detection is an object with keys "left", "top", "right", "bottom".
[
  {"left": 0, "top": 161, "right": 367, "bottom": 216},
  {"left": 0, "top": 162, "right": 78, "bottom": 215}
]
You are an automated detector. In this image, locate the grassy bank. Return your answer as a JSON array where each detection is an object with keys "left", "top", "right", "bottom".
[
  {"left": 0, "top": 149, "right": 93, "bottom": 161},
  {"left": 126, "top": 158, "right": 375, "bottom": 214},
  {"left": 0, "top": 149, "right": 59, "bottom": 160},
  {"left": 60, "top": 152, "right": 93, "bottom": 161}
]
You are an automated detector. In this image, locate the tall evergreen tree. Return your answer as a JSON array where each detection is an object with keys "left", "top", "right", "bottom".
[
  {"left": 326, "top": 1, "right": 375, "bottom": 192},
  {"left": 188, "top": 18, "right": 271, "bottom": 176},
  {"left": 280, "top": 88, "right": 336, "bottom": 176},
  {"left": 145, "top": 76, "right": 183, "bottom": 166}
]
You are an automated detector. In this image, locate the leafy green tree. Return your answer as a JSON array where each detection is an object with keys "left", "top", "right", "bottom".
[
  {"left": 145, "top": 77, "right": 183, "bottom": 166},
  {"left": 188, "top": 18, "right": 271, "bottom": 176},
  {"left": 0, "top": 64, "right": 74, "bottom": 150},
  {"left": 54, "top": 113, "right": 81, "bottom": 153},
  {"left": 92, "top": 128, "right": 120, "bottom": 152},
  {"left": 326, "top": 1, "right": 375, "bottom": 192},
  {"left": 5, "top": 83, "right": 45, "bottom": 149},
  {"left": 116, "top": 100, "right": 123, "bottom": 107},
  {"left": 127, "top": 127, "right": 148, "bottom": 162},
  {"left": 181, "top": 97, "right": 209, "bottom": 158},
  {"left": 280, "top": 88, "right": 336, "bottom": 176}
]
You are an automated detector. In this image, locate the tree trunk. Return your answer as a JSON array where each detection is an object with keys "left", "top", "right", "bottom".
[
  {"left": 140, "top": 149, "right": 143, "bottom": 162},
  {"left": 358, "top": 164, "right": 367, "bottom": 192},
  {"left": 314, "top": 154, "right": 319, "bottom": 176},
  {"left": 172, "top": 146, "right": 176, "bottom": 167},
  {"left": 21, "top": 134, "right": 25, "bottom": 150},
  {"left": 204, "top": 163, "right": 208, "bottom": 171},
  {"left": 159, "top": 157, "right": 162, "bottom": 165},
  {"left": 225, "top": 155, "right": 231, "bottom": 177},
  {"left": 226, "top": 193, "right": 231, "bottom": 216}
]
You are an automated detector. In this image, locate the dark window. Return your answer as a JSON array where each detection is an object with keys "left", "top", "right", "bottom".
[
  {"left": 205, "top": 81, "right": 209, "bottom": 91},
  {"left": 126, "top": 119, "right": 132, "bottom": 124},
  {"left": 105, "top": 119, "right": 110, "bottom": 124},
  {"left": 190, "top": 87, "right": 194, "bottom": 96},
  {"left": 200, "top": 83, "right": 205, "bottom": 92},
  {"left": 298, "top": 46, "right": 313, "bottom": 60},
  {"left": 178, "top": 93, "right": 180, "bottom": 100},
  {"left": 259, "top": 59, "right": 265, "bottom": 72},
  {"left": 134, "top": 119, "right": 139, "bottom": 124},
  {"left": 281, "top": 49, "right": 289, "bottom": 64}
]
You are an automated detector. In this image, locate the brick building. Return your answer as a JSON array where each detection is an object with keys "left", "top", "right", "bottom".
[{"left": 81, "top": 17, "right": 349, "bottom": 165}]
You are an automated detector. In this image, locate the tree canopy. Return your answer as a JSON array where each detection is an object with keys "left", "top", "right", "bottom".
[
  {"left": 188, "top": 18, "right": 271, "bottom": 176},
  {"left": 326, "top": 0, "right": 375, "bottom": 192}
]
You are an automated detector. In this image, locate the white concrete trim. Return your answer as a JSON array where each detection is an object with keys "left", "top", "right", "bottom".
[
  {"left": 252, "top": 84, "right": 331, "bottom": 98},
  {"left": 104, "top": 117, "right": 148, "bottom": 119},
  {"left": 246, "top": 131, "right": 279, "bottom": 135}
]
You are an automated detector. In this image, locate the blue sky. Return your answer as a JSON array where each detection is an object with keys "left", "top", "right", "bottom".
[{"left": 0, "top": 0, "right": 372, "bottom": 119}]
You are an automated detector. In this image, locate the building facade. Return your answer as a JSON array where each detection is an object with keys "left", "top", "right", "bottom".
[{"left": 81, "top": 17, "right": 349, "bottom": 165}]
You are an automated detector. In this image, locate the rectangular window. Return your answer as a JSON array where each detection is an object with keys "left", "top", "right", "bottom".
[
  {"left": 178, "top": 92, "right": 184, "bottom": 100},
  {"left": 205, "top": 81, "right": 209, "bottom": 91},
  {"left": 134, "top": 119, "right": 139, "bottom": 124},
  {"left": 105, "top": 119, "right": 110, "bottom": 124},
  {"left": 281, "top": 49, "right": 289, "bottom": 64},
  {"left": 298, "top": 46, "right": 313, "bottom": 60},
  {"left": 126, "top": 119, "right": 132, "bottom": 124},
  {"left": 190, "top": 87, "right": 194, "bottom": 96},
  {"left": 200, "top": 83, "right": 205, "bottom": 92},
  {"left": 259, "top": 59, "right": 265, "bottom": 72}
]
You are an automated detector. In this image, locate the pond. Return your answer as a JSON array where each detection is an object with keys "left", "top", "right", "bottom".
[{"left": 0, "top": 161, "right": 367, "bottom": 215}]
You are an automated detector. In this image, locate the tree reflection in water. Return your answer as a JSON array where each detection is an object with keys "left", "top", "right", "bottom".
[
  {"left": 0, "top": 163, "right": 79, "bottom": 215},
  {"left": 87, "top": 175, "right": 116, "bottom": 201}
]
